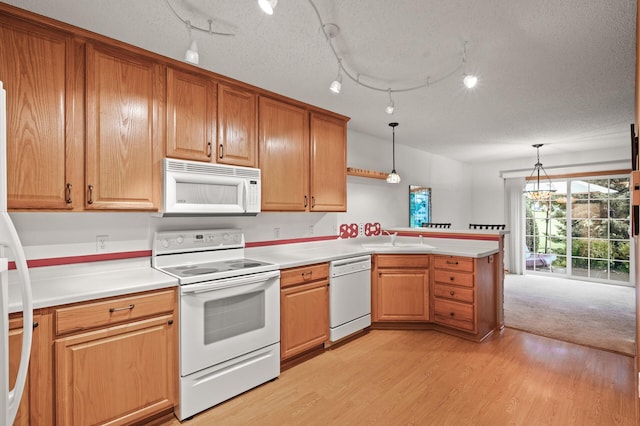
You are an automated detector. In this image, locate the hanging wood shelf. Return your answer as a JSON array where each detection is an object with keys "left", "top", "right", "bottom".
[{"left": 346, "top": 167, "right": 388, "bottom": 180}]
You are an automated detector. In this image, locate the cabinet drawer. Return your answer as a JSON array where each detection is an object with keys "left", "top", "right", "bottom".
[
  {"left": 433, "top": 299, "right": 474, "bottom": 332},
  {"left": 375, "top": 254, "right": 429, "bottom": 269},
  {"left": 433, "top": 255, "right": 473, "bottom": 272},
  {"left": 281, "top": 263, "right": 329, "bottom": 288},
  {"left": 434, "top": 283, "right": 474, "bottom": 303},
  {"left": 55, "top": 289, "right": 176, "bottom": 335},
  {"left": 433, "top": 270, "right": 474, "bottom": 288}
]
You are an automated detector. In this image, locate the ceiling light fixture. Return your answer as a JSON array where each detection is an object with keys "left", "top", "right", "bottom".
[
  {"left": 329, "top": 61, "right": 343, "bottom": 94},
  {"left": 165, "top": 0, "right": 234, "bottom": 65},
  {"left": 385, "top": 89, "right": 395, "bottom": 115},
  {"left": 387, "top": 122, "right": 401, "bottom": 184},
  {"left": 462, "top": 41, "right": 478, "bottom": 89},
  {"left": 258, "top": 0, "right": 278, "bottom": 15},
  {"left": 523, "top": 144, "right": 557, "bottom": 200},
  {"left": 184, "top": 22, "right": 199, "bottom": 64}
]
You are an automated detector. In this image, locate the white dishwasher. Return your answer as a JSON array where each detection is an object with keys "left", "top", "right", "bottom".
[{"left": 329, "top": 254, "right": 372, "bottom": 342}]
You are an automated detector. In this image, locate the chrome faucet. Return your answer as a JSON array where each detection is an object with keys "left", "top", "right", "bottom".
[{"left": 382, "top": 230, "right": 398, "bottom": 246}]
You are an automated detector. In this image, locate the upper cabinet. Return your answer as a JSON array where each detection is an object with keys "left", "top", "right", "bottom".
[
  {"left": 166, "top": 67, "right": 216, "bottom": 162},
  {"left": 217, "top": 83, "right": 258, "bottom": 167},
  {"left": 84, "top": 43, "right": 163, "bottom": 211},
  {"left": 0, "top": 16, "right": 82, "bottom": 210},
  {"left": 259, "top": 96, "right": 309, "bottom": 211},
  {"left": 259, "top": 97, "right": 348, "bottom": 212},
  {"left": 309, "top": 112, "right": 347, "bottom": 212}
]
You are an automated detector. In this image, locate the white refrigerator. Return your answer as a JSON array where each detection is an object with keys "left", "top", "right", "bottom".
[{"left": 0, "top": 81, "right": 33, "bottom": 424}]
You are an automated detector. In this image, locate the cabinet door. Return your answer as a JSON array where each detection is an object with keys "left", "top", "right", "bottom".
[
  {"left": 0, "top": 18, "right": 81, "bottom": 209},
  {"left": 166, "top": 67, "right": 216, "bottom": 161},
  {"left": 280, "top": 280, "right": 329, "bottom": 360},
  {"left": 55, "top": 315, "right": 177, "bottom": 426},
  {"left": 85, "top": 43, "right": 163, "bottom": 211},
  {"left": 309, "top": 113, "right": 347, "bottom": 211},
  {"left": 259, "top": 97, "right": 309, "bottom": 211},
  {"left": 217, "top": 83, "right": 257, "bottom": 167},
  {"left": 9, "top": 317, "right": 30, "bottom": 426},
  {"left": 375, "top": 269, "right": 429, "bottom": 321}
]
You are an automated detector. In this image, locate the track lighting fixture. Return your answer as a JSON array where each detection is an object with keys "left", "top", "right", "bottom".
[
  {"left": 329, "top": 62, "right": 343, "bottom": 94},
  {"left": 385, "top": 89, "right": 395, "bottom": 115},
  {"left": 386, "top": 122, "right": 401, "bottom": 184},
  {"left": 462, "top": 41, "right": 478, "bottom": 89},
  {"left": 183, "top": 22, "right": 199, "bottom": 64},
  {"left": 258, "top": 0, "right": 278, "bottom": 15}
]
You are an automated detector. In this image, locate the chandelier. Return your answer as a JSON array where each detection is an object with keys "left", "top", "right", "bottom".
[{"left": 523, "top": 144, "right": 556, "bottom": 200}]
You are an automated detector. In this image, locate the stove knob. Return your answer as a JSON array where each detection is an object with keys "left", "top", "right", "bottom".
[
  {"left": 176, "top": 235, "right": 184, "bottom": 244},
  {"left": 161, "top": 239, "right": 170, "bottom": 248},
  {"left": 223, "top": 233, "right": 230, "bottom": 241}
]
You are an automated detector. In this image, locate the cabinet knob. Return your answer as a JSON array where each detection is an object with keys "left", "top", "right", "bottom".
[
  {"left": 33, "top": 322, "right": 39, "bottom": 329},
  {"left": 449, "top": 276, "right": 455, "bottom": 281},
  {"left": 168, "top": 319, "right": 174, "bottom": 325},
  {"left": 449, "top": 291, "right": 455, "bottom": 296},
  {"left": 449, "top": 312, "right": 455, "bottom": 317}
]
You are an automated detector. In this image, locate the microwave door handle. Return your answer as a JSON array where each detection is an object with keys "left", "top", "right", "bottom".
[{"left": 181, "top": 270, "right": 280, "bottom": 294}]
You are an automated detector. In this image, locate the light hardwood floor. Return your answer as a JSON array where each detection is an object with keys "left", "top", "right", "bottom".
[{"left": 157, "top": 329, "right": 635, "bottom": 425}]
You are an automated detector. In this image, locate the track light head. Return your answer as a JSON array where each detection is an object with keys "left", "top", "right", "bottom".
[
  {"left": 258, "top": 0, "right": 278, "bottom": 15},
  {"left": 463, "top": 74, "right": 478, "bottom": 89},
  {"left": 330, "top": 74, "right": 342, "bottom": 94},
  {"left": 185, "top": 40, "right": 199, "bottom": 64}
]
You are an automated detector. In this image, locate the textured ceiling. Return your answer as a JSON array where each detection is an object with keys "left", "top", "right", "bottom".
[{"left": 3, "top": 0, "right": 636, "bottom": 163}]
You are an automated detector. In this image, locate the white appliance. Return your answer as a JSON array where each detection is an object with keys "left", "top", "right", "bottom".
[
  {"left": 159, "top": 158, "right": 261, "bottom": 216},
  {"left": 0, "top": 81, "right": 33, "bottom": 424},
  {"left": 152, "top": 229, "right": 280, "bottom": 421},
  {"left": 329, "top": 255, "right": 372, "bottom": 342}
]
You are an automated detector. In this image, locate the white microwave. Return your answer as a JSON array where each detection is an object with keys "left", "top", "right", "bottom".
[{"left": 159, "top": 158, "right": 261, "bottom": 216}]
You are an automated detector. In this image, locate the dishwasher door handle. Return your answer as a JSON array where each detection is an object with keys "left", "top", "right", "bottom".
[{"left": 331, "top": 255, "right": 372, "bottom": 268}]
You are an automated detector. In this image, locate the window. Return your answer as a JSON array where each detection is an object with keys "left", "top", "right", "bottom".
[
  {"left": 525, "top": 176, "right": 630, "bottom": 284},
  {"left": 409, "top": 185, "right": 431, "bottom": 228}
]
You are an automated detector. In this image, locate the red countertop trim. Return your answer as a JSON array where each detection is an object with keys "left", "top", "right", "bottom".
[{"left": 8, "top": 250, "right": 152, "bottom": 270}]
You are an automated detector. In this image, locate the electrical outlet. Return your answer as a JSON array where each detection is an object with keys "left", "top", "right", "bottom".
[
  {"left": 274, "top": 227, "right": 280, "bottom": 239},
  {"left": 359, "top": 223, "right": 364, "bottom": 236},
  {"left": 96, "top": 235, "right": 109, "bottom": 252},
  {"left": 308, "top": 225, "right": 314, "bottom": 235}
]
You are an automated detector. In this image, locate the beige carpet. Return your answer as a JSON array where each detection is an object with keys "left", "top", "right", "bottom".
[{"left": 504, "top": 273, "right": 636, "bottom": 356}]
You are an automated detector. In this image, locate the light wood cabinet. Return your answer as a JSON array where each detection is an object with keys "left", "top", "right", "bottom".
[
  {"left": 432, "top": 255, "right": 497, "bottom": 339},
  {"left": 54, "top": 289, "right": 178, "bottom": 425},
  {"left": 259, "top": 97, "right": 348, "bottom": 212},
  {"left": 280, "top": 263, "right": 329, "bottom": 361},
  {"left": 166, "top": 67, "right": 216, "bottom": 161},
  {"left": 372, "top": 254, "right": 430, "bottom": 322},
  {"left": 309, "top": 112, "right": 347, "bottom": 211},
  {"left": 9, "top": 311, "right": 54, "bottom": 425},
  {"left": 0, "top": 15, "right": 82, "bottom": 210},
  {"left": 259, "top": 96, "right": 309, "bottom": 211},
  {"left": 217, "top": 83, "right": 257, "bottom": 167},
  {"left": 84, "top": 42, "right": 164, "bottom": 211}
]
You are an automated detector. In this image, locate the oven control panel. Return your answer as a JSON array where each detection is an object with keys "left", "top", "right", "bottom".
[{"left": 153, "top": 229, "right": 244, "bottom": 255}]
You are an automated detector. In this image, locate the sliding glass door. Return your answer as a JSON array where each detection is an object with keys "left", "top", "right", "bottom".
[{"left": 524, "top": 175, "right": 630, "bottom": 285}]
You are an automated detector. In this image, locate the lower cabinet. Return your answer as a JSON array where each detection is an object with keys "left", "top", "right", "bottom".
[
  {"left": 372, "top": 254, "right": 430, "bottom": 322},
  {"left": 280, "top": 263, "right": 329, "bottom": 361},
  {"left": 9, "top": 311, "right": 54, "bottom": 426},
  {"left": 53, "top": 288, "right": 178, "bottom": 426}
]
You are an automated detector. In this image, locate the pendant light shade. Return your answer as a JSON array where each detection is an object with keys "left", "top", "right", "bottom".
[
  {"left": 387, "top": 122, "right": 401, "bottom": 184},
  {"left": 523, "top": 144, "right": 556, "bottom": 200},
  {"left": 184, "top": 40, "right": 199, "bottom": 64}
]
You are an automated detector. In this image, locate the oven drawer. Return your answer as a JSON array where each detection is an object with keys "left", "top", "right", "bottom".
[
  {"left": 55, "top": 289, "right": 176, "bottom": 335},
  {"left": 280, "top": 263, "right": 329, "bottom": 288}
]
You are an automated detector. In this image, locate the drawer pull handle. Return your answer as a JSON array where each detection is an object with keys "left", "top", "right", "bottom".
[
  {"left": 109, "top": 304, "right": 135, "bottom": 313},
  {"left": 301, "top": 271, "right": 313, "bottom": 280},
  {"left": 449, "top": 291, "right": 455, "bottom": 296},
  {"left": 446, "top": 260, "right": 459, "bottom": 265}
]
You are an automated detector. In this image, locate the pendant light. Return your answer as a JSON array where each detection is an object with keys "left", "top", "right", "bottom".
[
  {"left": 523, "top": 144, "right": 556, "bottom": 200},
  {"left": 386, "top": 122, "right": 401, "bottom": 183}
]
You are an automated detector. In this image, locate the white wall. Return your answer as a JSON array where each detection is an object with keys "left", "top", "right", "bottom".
[{"left": 8, "top": 128, "right": 472, "bottom": 262}]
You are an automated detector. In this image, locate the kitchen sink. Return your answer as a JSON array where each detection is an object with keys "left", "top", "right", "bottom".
[{"left": 361, "top": 242, "right": 435, "bottom": 252}]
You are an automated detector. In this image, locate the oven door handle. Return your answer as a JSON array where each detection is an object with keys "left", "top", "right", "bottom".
[{"left": 181, "top": 270, "right": 280, "bottom": 294}]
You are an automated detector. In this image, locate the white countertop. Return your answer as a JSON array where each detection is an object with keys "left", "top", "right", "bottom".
[
  {"left": 7, "top": 235, "right": 499, "bottom": 314},
  {"left": 7, "top": 257, "right": 177, "bottom": 314}
]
